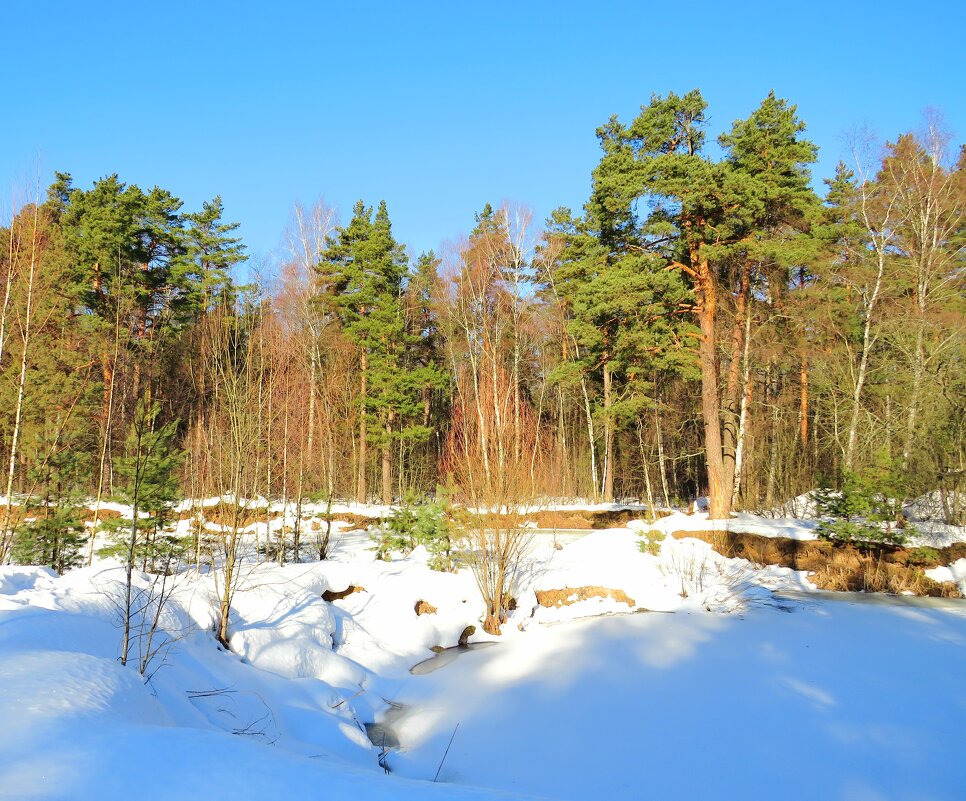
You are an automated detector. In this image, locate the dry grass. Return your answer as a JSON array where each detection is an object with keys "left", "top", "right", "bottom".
[
  {"left": 478, "top": 508, "right": 672, "bottom": 531},
  {"left": 0, "top": 504, "right": 119, "bottom": 527},
  {"left": 176, "top": 505, "right": 662, "bottom": 534},
  {"left": 811, "top": 554, "right": 961, "bottom": 597},
  {"left": 0, "top": 505, "right": 31, "bottom": 528},
  {"left": 177, "top": 503, "right": 274, "bottom": 528},
  {"left": 675, "top": 530, "right": 963, "bottom": 598},
  {"left": 80, "top": 508, "right": 123, "bottom": 523},
  {"left": 535, "top": 586, "right": 637, "bottom": 608},
  {"left": 334, "top": 513, "right": 381, "bottom": 531}
]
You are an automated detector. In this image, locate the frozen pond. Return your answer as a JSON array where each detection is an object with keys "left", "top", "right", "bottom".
[
  {"left": 776, "top": 588, "right": 966, "bottom": 611},
  {"left": 372, "top": 599, "right": 966, "bottom": 800}
]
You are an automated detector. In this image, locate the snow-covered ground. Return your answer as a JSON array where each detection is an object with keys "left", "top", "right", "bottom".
[
  {"left": 2, "top": 502, "right": 965, "bottom": 800},
  {"left": 649, "top": 505, "right": 966, "bottom": 549},
  {"left": 387, "top": 600, "right": 966, "bottom": 801}
]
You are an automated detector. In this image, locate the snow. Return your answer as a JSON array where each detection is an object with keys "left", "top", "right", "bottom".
[
  {"left": 926, "top": 558, "right": 966, "bottom": 595},
  {"left": 1, "top": 500, "right": 965, "bottom": 800},
  {"left": 643, "top": 509, "right": 820, "bottom": 540},
  {"left": 906, "top": 490, "right": 965, "bottom": 524},
  {"left": 645, "top": 501, "right": 966, "bottom": 549},
  {"left": 0, "top": 568, "right": 522, "bottom": 800},
  {"left": 0, "top": 565, "right": 57, "bottom": 597},
  {"left": 385, "top": 600, "right": 966, "bottom": 801}
]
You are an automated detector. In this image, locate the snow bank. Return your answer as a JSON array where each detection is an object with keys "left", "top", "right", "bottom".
[
  {"left": 926, "top": 558, "right": 966, "bottom": 595},
  {"left": 0, "top": 563, "right": 528, "bottom": 800},
  {"left": 643, "top": 509, "right": 819, "bottom": 540},
  {"left": 0, "top": 564, "right": 56, "bottom": 598},
  {"left": 226, "top": 564, "right": 369, "bottom": 689}
]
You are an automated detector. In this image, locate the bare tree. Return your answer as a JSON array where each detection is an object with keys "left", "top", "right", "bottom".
[
  {"left": 842, "top": 130, "right": 902, "bottom": 471},
  {"left": 878, "top": 116, "right": 965, "bottom": 469},
  {"left": 0, "top": 191, "right": 43, "bottom": 562},
  {"left": 442, "top": 348, "right": 544, "bottom": 634},
  {"left": 193, "top": 299, "right": 267, "bottom": 646}
]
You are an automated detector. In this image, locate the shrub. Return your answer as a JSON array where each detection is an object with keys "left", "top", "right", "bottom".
[
  {"left": 638, "top": 529, "right": 666, "bottom": 556},
  {"left": 11, "top": 503, "right": 86, "bottom": 573},
  {"left": 815, "top": 467, "right": 915, "bottom": 550},
  {"left": 371, "top": 492, "right": 457, "bottom": 571}
]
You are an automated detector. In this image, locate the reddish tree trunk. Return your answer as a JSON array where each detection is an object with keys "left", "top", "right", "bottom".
[
  {"left": 799, "top": 354, "right": 809, "bottom": 446},
  {"left": 694, "top": 253, "right": 732, "bottom": 519},
  {"left": 356, "top": 350, "right": 367, "bottom": 504}
]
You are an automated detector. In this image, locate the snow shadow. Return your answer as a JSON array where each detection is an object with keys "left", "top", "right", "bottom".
[{"left": 384, "top": 601, "right": 966, "bottom": 801}]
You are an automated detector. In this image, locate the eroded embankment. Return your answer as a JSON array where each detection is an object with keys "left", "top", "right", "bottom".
[
  {"left": 179, "top": 505, "right": 668, "bottom": 532},
  {"left": 673, "top": 530, "right": 964, "bottom": 597}
]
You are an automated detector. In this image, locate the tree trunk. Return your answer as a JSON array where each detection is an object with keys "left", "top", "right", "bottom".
[
  {"left": 721, "top": 260, "right": 751, "bottom": 497},
  {"left": 764, "top": 367, "right": 780, "bottom": 509},
  {"left": 120, "top": 431, "right": 143, "bottom": 668},
  {"left": 844, "top": 273, "right": 881, "bottom": 472},
  {"left": 845, "top": 174, "right": 890, "bottom": 472},
  {"left": 382, "top": 415, "right": 392, "bottom": 505},
  {"left": 357, "top": 350, "right": 367, "bottom": 504},
  {"left": 732, "top": 311, "right": 754, "bottom": 510},
  {"left": 694, "top": 255, "right": 732, "bottom": 519},
  {"left": 655, "top": 401, "right": 671, "bottom": 509},
  {"left": 602, "top": 360, "right": 614, "bottom": 503},
  {"left": 306, "top": 356, "right": 317, "bottom": 462},
  {"left": 0, "top": 218, "right": 17, "bottom": 367},
  {"left": 637, "top": 421, "right": 656, "bottom": 520},
  {"left": 0, "top": 204, "right": 39, "bottom": 561},
  {"left": 580, "top": 376, "right": 598, "bottom": 503},
  {"left": 902, "top": 318, "right": 926, "bottom": 469},
  {"left": 799, "top": 353, "right": 809, "bottom": 447}
]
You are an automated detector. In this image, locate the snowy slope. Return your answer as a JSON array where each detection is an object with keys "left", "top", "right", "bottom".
[{"left": 0, "top": 565, "right": 532, "bottom": 800}]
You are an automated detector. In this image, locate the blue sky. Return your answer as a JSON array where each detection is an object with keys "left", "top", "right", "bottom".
[{"left": 3, "top": 0, "right": 964, "bottom": 267}]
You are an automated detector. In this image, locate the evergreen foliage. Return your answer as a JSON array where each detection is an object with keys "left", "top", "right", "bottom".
[
  {"left": 815, "top": 456, "right": 914, "bottom": 549},
  {"left": 99, "top": 400, "right": 185, "bottom": 569},
  {"left": 372, "top": 492, "right": 456, "bottom": 571},
  {"left": 11, "top": 502, "right": 86, "bottom": 573},
  {"left": 0, "top": 91, "right": 962, "bottom": 567},
  {"left": 318, "top": 200, "right": 447, "bottom": 501}
]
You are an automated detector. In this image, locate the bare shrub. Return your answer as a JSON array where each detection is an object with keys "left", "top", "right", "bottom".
[
  {"left": 659, "top": 541, "right": 757, "bottom": 611},
  {"left": 442, "top": 367, "right": 544, "bottom": 634}
]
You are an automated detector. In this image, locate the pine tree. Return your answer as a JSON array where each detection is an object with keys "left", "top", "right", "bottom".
[
  {"left": 318, "top": 200, "right": 445, "bottom": 503},
  {"left": 717, "top": 92, "right": 822, "bottom": 506},
  {"left": 11, "top": 440, "right": 89, "bottom": 574},
  {"left": 183, "top": 195, "right": 246, "bottom": 315},
  {"left": 589, "top": 90, "right": 818, "bottom": 516},
  {"left": 546, "top": 136, "right": 698, "bottom": 501},
  {"left": 403, "top": 251, "right": 449, "bottom": 492}
]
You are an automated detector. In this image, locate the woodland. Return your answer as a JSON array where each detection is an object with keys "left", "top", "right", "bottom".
[{"left": 0, "top": 89, "right": 963, "bottom": 572}]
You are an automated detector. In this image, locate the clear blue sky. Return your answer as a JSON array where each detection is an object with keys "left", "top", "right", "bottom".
[{"left": 3, "top": 0, "right": 964, "bottom": 267}]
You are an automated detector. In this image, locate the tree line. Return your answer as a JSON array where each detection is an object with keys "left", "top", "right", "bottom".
[{"left": 1, "top": 89, "right": 963, "bottom": 570}]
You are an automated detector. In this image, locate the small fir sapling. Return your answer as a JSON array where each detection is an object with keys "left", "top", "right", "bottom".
[
  {"left": 815, "top": 456, "right": 915, "bottom": 549},
  {"left": 371, "top": 491, "right": 457, "bottom": 571}
]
